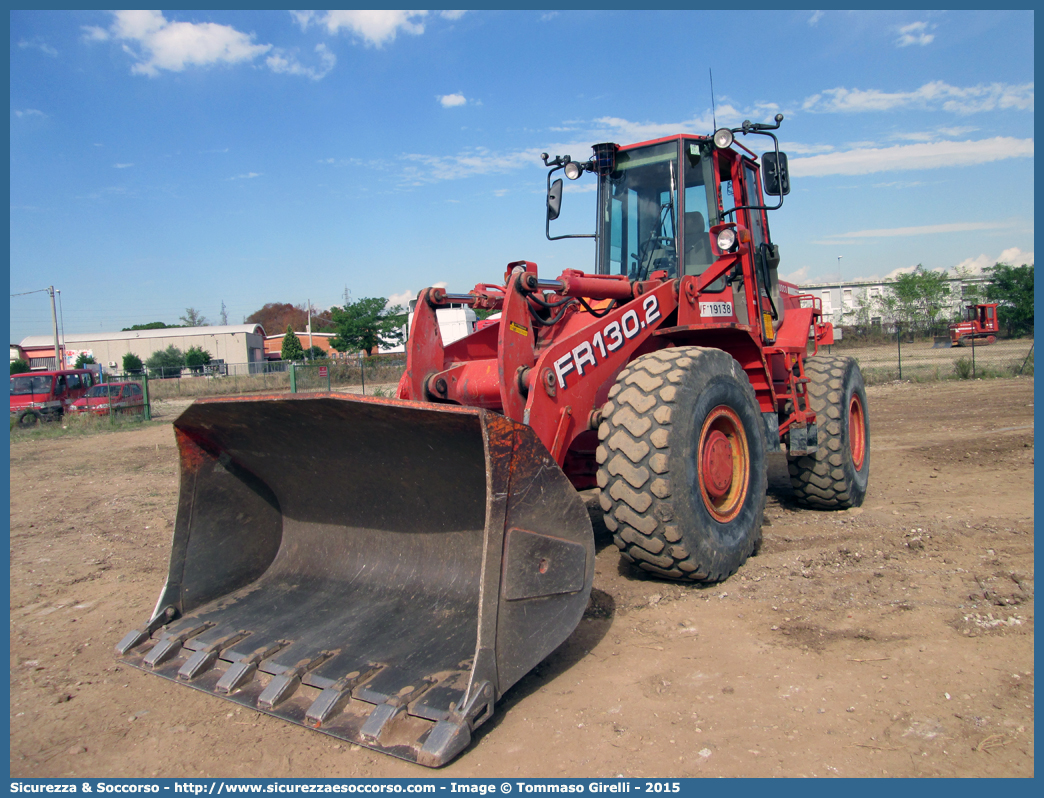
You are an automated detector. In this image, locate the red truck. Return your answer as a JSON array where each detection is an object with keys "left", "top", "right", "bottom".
[{"left": 10, "top": 369, "right": 96, "bottom": 426}]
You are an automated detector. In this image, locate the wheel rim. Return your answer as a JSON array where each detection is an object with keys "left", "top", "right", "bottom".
[
  {"left": 697, "top": 405, "right": 750, "bottom": 523},
  {"left": 848, "top": 393, "right": 866, "bottom": 471}
]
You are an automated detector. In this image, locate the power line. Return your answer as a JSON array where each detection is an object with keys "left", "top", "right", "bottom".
[{"left": 10, "top": 288, "right": 52, "bottom": 297}]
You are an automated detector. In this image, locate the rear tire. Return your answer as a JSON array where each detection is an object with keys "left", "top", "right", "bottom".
[
  {"left": 596, "top": 347, "right": 767, "bottom": 583},
  {"left": 788, "top": 355, "right": 869, "bottom": 508}
]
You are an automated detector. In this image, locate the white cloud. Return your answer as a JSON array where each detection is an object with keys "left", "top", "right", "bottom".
[
  {"left": 401, "top": 146, "right": 547, "bottom": 184},
  {"left": 92, "top": 10, "right": 272, "bottom": 77},
  {"left": 313, "top": 10, "right": 429, "bottom": 47},
  {"left": 13, "top": 109, "right": 45, "bottom": 119},
  {"left": 19, "top": 38, "right": 58, "bottom": 57},
  {"left": 540, "top": 12, "right": 560, "bottom": 22},
  {"left": 827, "top": 220, "right": 1017, "bottom": 240},
  {"left": 808, "top": 11, "right": 824, "bottom": 26},
  {"left": 889, "top": 125, "right": 978, "bottom": 143},
  {"left": 895, "top": 21, "right": 934, "bottom": 47},
  {"left": 229, "top": 172, "right": 262, "bottom": 180},
  {"left": 493, "top": 189, "right": 509, "bottom": 198},
  {"left": 113, "top": 163, "right": 134, "bottom": 169},
  {"left": 802, "top": 81, "right": 1034, "bottom": 115},
  {"left": 952, "top": 247, "right": 1034, "bottom": 275},
  {"left": 782, "top": 265, "right": 811, "bottom": 284},
  {"left": 267, "top": 43, "right": 336, "bottom": 80},
  {"left": 81, "top": 25, "right": 109, "bottom": 42},
  {"left": 438, "top": 93, "right": 467, "bottom": 108},
  {"left": 387, "top": 289, "right": 417, "bottom": 308},
  {"left": 289, "top": 11, "right": 315, "bottom": 30},
  {"left": 440, "top": 11, "right": 467, "bottom": 21},
  {"left": 789, "top": 137, "right": 1033, "bottom": 177}
]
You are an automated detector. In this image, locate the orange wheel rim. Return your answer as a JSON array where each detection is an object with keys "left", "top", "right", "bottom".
[
  {"left": 849, "top": 393, "right": 866, "bottom": 470},
  {"left": 697, "top": 405, "right": 750, "bottom": 523}
]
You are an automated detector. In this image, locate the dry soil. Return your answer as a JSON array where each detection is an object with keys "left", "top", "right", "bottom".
[{"left": 9, "top": 377, "right": 1034, "bottom": 778}]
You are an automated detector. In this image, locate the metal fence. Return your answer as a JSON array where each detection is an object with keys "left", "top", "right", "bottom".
[
  {"left": 828, "top": 333, "right": 1033, "bottom": 384},
  {"left": 116, "top": 357, "right": 409, "bottom": 402}
]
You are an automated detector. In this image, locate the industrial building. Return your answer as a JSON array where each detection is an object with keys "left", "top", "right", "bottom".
[{"left": 19, "top": 325, "right": 267, "bottom": 373}]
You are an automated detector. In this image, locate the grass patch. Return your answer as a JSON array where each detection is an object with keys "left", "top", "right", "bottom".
[{"left": 9, "top": 410, "right": 156, "bottom": 442}]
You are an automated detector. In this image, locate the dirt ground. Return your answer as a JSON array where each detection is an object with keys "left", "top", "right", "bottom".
[{"left": 9, "top": 378, "right": 1034, "bottom": 778}]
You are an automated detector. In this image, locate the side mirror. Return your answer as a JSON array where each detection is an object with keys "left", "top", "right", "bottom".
[
  {"left": 762, "top": 152, "right": 790, "bottom": 196},
  {"left": 547, "top": 178, "right": 563, "bottom": 221}
]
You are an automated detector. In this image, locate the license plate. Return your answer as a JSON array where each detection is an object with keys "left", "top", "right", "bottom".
[{"left": 699, "top": 301, "right": 733, "bottom": 317}]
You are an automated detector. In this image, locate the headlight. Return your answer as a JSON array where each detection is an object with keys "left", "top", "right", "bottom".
[
  {"left": 716, "top": 228, "right": 738, "bottom": 252},
  {"left": 564, "top": 161, "right": 584, "bottom": 180},
  {"left": 713, "top": 128, "right": 734, "bottom": 149}
]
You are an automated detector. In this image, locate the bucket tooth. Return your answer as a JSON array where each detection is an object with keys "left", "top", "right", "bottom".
[
  {"left": 216, "top": 641, "right": 290, "bottom": 694},
  {"left": 359, "top": 702, "right": 405, "bottom": 742},
  {"left": 359, "top": 678, "right": 436, "bottom": 742},
  {"left": 258, "top": 652, "right": 335, "bottom": 710},
  {"left": 416, "top": 680, "right": 494, "bottom": 768},
  {"left": 305, "top": 667, "right": 381, "bottom": 725},
  {"left": 143, "top": 622, "right": 213, "bottom": 668},
  {"left": 115, "top": 606, "right": 178, "bottom": 655},
  {"left": 178, "top": 631, "right": 250, "bottom": 681}
]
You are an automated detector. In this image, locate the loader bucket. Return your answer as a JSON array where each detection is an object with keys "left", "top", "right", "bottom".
[
  {"left": 117, "top": 393, "right": 594, "bottom": 767},
  {"left": 933, "top": 335, "right": 953, "bottom": 348}
]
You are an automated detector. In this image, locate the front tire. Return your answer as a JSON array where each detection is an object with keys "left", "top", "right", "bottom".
[
  {"left": 788, "top": 355, "right": 869, "bottom": 508},
  {"left": 17, "top": 409, "right": 42, "bottom": 428},
  {"left": 596, "top": 347, "right": 767, "bottom": 582}
]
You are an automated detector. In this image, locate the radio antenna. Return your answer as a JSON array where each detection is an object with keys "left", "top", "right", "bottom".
[{"left": 710, "top": 68, "right": 717, "bottom": 131}]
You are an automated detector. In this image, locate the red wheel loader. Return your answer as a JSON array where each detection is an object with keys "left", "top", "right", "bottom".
[{"left": 118, "top": 115, "right": 870, "bottom": 766}]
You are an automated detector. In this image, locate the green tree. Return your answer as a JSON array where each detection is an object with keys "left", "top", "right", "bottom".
[
  {"left": 10, "top": 359, "right": 30, "bottom": 375},
  {"left": 122, "top": 321, "right": 180, "bottom": 331},
  {"left": 122, "top": 352, "right": 144, "bottom": 373},
  {"left": 146, "top": 345, "right": 185, "bottom": 378},
  {"left": 74, "top": 353, "right": 96, "bottom": 368},
  {"left": 986, "top": 262, "right": 1034, "bottom": 337},
  {"left": 185, "top": 346, "right": 213, "bottom": 374},
  {"left": 883, "top": 265, "right": 951, "bottom": 332},
  {"left": 329, "top": 298, "right": 406, "bottom": 356},
  {"left": 304, "top": 345, "right": 326, "bottom": 360},
  {"left": 953, "top": 265, "right": 986, "bottom": 312},
  {"left": 179, "top": 307, "right": 209, "bottom": 327},
  {"left": 281, "top": 326, "right": 304, "bottom": 361}
]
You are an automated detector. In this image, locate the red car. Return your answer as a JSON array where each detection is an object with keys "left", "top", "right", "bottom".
[{"left": 69, "top": 382, "right": 146, "bottom": 416}]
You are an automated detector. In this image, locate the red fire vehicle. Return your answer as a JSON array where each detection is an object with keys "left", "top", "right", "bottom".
[{"left": 9, "top": 369, "right": 96, "bottom": 426}]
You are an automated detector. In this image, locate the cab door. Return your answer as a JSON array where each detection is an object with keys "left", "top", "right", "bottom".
[{"left": 739, "top": 160, "right": 777, "bottom": 342}]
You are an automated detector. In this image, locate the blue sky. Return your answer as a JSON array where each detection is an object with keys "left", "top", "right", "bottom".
[{"left": 9, "top": 9, "right": 1034, "bottom": 342}]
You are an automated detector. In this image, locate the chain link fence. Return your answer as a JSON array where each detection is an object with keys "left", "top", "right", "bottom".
[
  {"left": 122, "top": 357, "right": 408, "bottom": 405},
  {"left": 828, "top": 332, "right": 1033, "bottom": 384}
]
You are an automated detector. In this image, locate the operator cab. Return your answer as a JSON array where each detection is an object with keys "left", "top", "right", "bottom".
[
  {"left": 601, "top": 135, "right": 783, "bottom": 331},
  {"left": 543, "top": 116, "right": 790, "bottom": 339}
]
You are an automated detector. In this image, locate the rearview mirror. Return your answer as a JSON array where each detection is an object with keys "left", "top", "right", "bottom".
[
  {"left": 762, "top": 152, "right": 790, "bottom": 196},
  {"left": 547, "top": 178, "right": 563, "bottom": 221}
]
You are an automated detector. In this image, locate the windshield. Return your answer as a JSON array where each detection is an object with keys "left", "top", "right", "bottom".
[
  {"left": 601, "top": 141, "right": 679, "bottom": 280},
  {"left": 10, "top": 375, "right": 53, "bottom": 395},
  {"left": 86, "top": 385, "right": 121, "bottom": 398}
]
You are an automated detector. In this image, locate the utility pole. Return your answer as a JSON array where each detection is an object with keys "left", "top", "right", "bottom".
[
  {"left": 306, "top": 298, "right": 313, "bottom": 359},
  {"left": 220, "top": 300, "right": 228, "bottom": 326},
  {"left": 837, "top": 255, "right": 844, "bottom": 326},
  {"left": 48, "top": 286, "right": 62, "bottom": 369}
]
